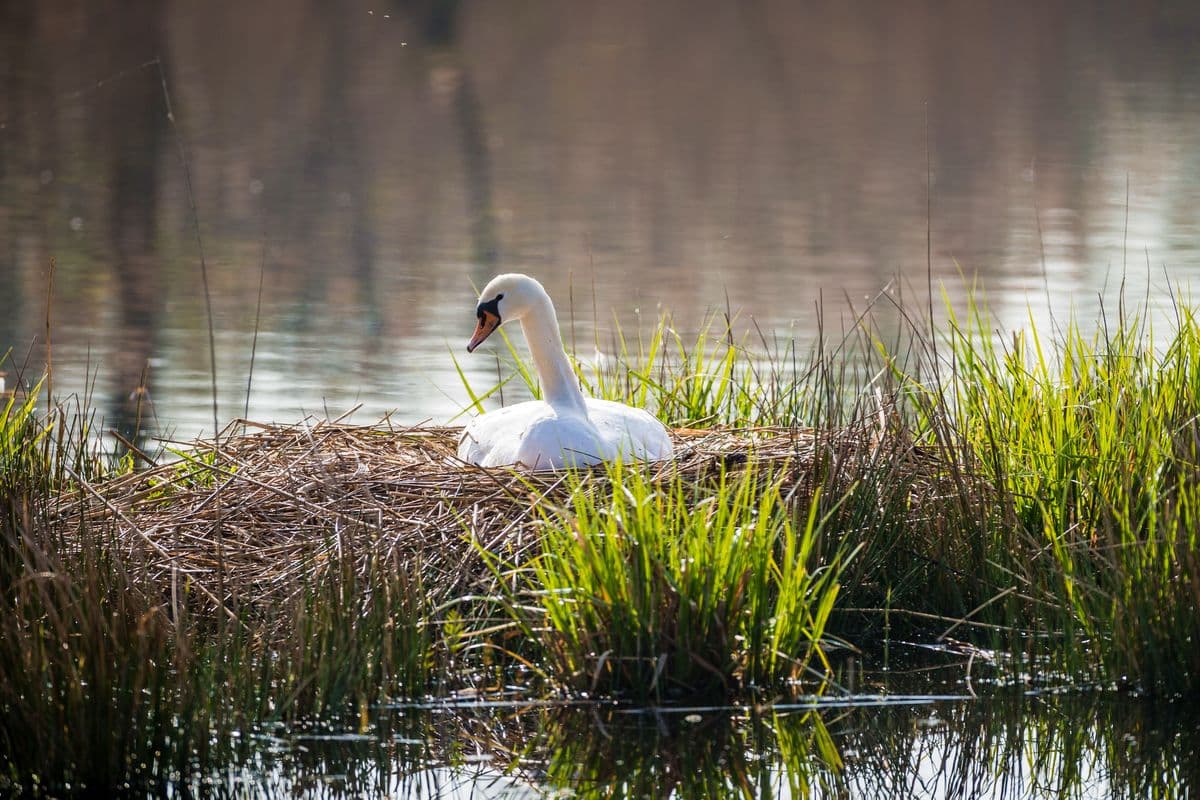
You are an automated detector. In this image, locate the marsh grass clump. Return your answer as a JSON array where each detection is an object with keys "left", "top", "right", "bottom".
[
  {"left": 0, "top": 400, "right": 446, "bottom": 793},
  {"left": 930, "top": 299, "right": 1200, "bottom": 690},
  {"left": 0, "top": 522, "right": 171, "bottom": 791},
  {"left": 0, "top": 377, "right": 48, "bottom": 484},
  {"left": 0, "top": 517, "right": 438, "bottom": 793},
  {"left": 274, "top": 545, "right": 435, "bottom": 713},
  {"left": 479, "top": 458, "right": 856, "bottom": 702},
  {"left": 0, "top": 390, "right": 187, "bottom": 791}
]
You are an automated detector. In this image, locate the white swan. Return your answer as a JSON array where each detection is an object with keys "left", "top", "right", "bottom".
[{"left": 456, "top": 273, "right": 674, "bottom": 469}]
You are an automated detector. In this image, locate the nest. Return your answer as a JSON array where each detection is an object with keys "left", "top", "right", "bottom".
[{"left": 51, "top": 418, "right": 926, "bottom": 614}]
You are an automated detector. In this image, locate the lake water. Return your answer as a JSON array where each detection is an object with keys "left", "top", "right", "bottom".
[
  {"left": 2, "top": 1, "right": 1200, "bottom": 441},
  {"left": 193, "top": 691, "right": 1198, "bottom": 798}
]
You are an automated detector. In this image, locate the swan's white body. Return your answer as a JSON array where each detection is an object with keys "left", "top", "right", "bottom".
[{"left": 456, "top": 274, "right": 674, "bottom": 469}]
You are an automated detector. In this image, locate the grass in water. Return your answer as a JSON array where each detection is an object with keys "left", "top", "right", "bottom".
[
  {"left": 932, "top": 298, "right": 1200, "bottom": 689},
  {"left": 0, "top": 514, "right": 437, "bottom": 793},
  {"left": 480, "top": 460, "right": 853, "bottom": 702},
  {"left": 0, "top": 388, "right": 439, "bottom": 793}
]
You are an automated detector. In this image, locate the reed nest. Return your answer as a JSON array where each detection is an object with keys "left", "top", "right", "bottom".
[{"left": 50, "top": 417, "right": 937, "bottom": 614}]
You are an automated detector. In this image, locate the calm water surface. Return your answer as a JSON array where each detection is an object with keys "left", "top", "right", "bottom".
[
  {"left": 189, "top": 692, "right": 1198, "bottom": 798},
  {"left": 2, "top": 1, "right": 1200, "bottom": 440}
]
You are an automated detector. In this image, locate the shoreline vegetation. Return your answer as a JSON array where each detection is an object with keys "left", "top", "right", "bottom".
[{"left": 3, "top": 289, "right": 1200, "bottom": 793}]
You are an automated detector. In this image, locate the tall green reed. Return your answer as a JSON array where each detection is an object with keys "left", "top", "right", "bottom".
[
  {"left": 480, "top": 460, "right": 854, "bottom": 702},
  {"left": 934, "top": 297, "right": 1200, "bottom": 691}
]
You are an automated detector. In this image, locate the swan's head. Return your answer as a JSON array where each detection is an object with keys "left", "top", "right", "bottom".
[{"left": 466, "top": 273, "right": 548, "bottom": 352}]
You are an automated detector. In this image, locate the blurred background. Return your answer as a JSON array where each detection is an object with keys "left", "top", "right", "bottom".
[{"left": 2, "top": 0, "right": 1199, "bottom": 443}]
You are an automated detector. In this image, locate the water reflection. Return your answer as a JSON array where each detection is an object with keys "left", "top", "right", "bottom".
[
  {"left": 177, "top": 695, "right": 1196, "bottom": 798},
  {"left": 2, "top": 1, "right": 1200, "bottom": 442}
]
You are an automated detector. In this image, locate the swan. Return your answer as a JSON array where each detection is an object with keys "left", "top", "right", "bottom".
[{"left": 456, "top": 273, "right": 674, "bottom": 469}]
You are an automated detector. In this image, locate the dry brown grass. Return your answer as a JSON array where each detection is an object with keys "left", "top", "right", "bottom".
[{"left": 48, "top": 417, "right": 927, "bottom": 615}]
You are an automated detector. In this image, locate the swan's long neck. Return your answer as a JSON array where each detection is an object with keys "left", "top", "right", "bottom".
[{"left": 519, "top": 292, "right": 588, "bottom": 417}]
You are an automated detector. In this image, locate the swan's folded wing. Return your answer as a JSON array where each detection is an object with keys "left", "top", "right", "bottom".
[
  {"left": 585, "top": 399, "right": 674, "bottom": 462},
  {"left": 459, "top": 401, "right": 602, "bottom": 468},
  {"left": 514, "top": 414, "right": 612, "bottom": 469},
  {"left": 459, "top": 399, "right": 673, "bottom": 468},
  {"left": 457, "top": 402, "right": 549, "bottom": 466}
]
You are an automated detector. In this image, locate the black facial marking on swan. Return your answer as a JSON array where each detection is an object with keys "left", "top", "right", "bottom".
[{"left": 476, "top": 294, "right": 503, "bottom": 321}]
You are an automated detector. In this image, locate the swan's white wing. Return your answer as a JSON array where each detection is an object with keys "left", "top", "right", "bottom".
[
  {"left": 457, "top": 401, "right": 553, "bottom": 467},
  {"left": 458, "top": 401, "right": 613, "bottom": 468},
  {"left": 515, "top": 414, "right": 613, "bottom": 469},
  {"left": 585, "top": 399, "right": 674, "bottom": 462},
  {"left": 458, "top": 399, "right": 673, "bottom": 468}
]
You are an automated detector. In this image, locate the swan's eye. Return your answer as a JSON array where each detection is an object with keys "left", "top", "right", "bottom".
[{"left": 496, "top": 293, "right": 504, "bottom": 301}]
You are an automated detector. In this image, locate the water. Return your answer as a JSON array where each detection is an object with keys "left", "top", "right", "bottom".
[
  {"left": 185, "top": 693, "right": 1198, "bottom": 798},
  {"left": 2, "top": 1, "right": 1200, "bottom": 440}
]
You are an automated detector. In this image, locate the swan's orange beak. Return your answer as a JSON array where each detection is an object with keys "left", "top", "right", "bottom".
[{"left": 467, "top": 311, "right": 501, "bottom": 353}]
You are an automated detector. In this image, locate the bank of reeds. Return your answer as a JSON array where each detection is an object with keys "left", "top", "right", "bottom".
[
  {"left": 3, "top": 386, "right": 905, "bottom": 792},
  {"left": 4, "top": 288, "right": 1200, "bottom": 793},
  {"left": 935, "top": 300, "right": 1200, "bottom": 690}
]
